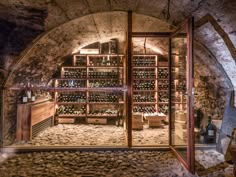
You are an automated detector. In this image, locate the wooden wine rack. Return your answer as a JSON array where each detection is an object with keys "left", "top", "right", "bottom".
[
  {"left": 54, "top": 54, "right": 126, "bottom": 125},
  {"left": 131, "top": 55, "right": 169, "bottom": 115}
]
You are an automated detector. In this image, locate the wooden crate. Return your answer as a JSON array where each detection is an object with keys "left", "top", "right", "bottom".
[
  {"left": 58, "top": 118, "right": 75, "bottom": 124},
  {"left": 132, "top": 113, "right": 143, "bottom": 130},
  {"left": 87, "top": 118, "right": 107, "bottom": 124},
  {"left": 175, "top": 112, "right": 186, "bottom": 121},
  {"left": 132, "top": 121, "right": 143, "bottom": 130},
  {"left": 146, "top": 115, "right": 166, "bottom": 128}
]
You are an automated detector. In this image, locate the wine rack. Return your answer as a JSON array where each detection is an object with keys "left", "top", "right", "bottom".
[
  {"left": 171, "top": 54, "right": 187, "bottom": 121},
  {"left": 55, "top": 54, "right": 125, "bottom": 124},
  {"left": 57, "top": 92, "right": 86, "bottom": 103},
  {"left": 57, "top": 105, "right": 86, "bottom": 116},
  {"left": 132, "top": 55, "right": 169, "bottom": 115}
]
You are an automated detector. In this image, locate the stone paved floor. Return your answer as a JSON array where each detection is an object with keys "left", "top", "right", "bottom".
[
  {"left": 0, "top": 150, "right": 234, "bottom": 177},
  {"left": 12, "top": 124, "right": 170, "bottom": 146},
  {"left": 8, "top": 124, "right": 234, "bottom": 176}
]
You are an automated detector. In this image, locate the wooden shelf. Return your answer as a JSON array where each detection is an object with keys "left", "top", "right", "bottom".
[
  {"left": 133, "top": 78, "right": 157, "bottom": 80},
  {"left": 58, "top": 114, "right": 86, "bottom": 117},
  {"left": 87, "top": 78, "right": 120, "bottom": 80},
  {"left": 133, "top": 102, "right": 157, "bottom": 104},
  {"left": 133, "top": 89, "right": 156, "bottom": 92},
  {"left": 56, "top": 78, "right": 86, "bottom": 80},
  {"left": 88, "top": 102, "right": 123, "bottom": 104},
  {"left": 88, "top": 87, "right": 126, "bottom": 91},
  {"left": 87, "top": 115, "right": 117, "bottom": 118},
  {"left": 56, "top": 102, "right": 86, "bottom": 105},
  {"left": 88, "top": 66, "right": 122, "bottom": 68},
  {"left": 54, "top": 88, "right": 87, "bottom": 91},
  {"left": 62, "top": 66, "right": 86, "bottom": 69},
  {"left": 133, "top": 90, "right": 158, "bottom": 92},
  {"left": 132, "top": 66, "right": 157, "bottom": 68},
  {"left": 158, "top": 78, "right": 168, "bottom": 80}
]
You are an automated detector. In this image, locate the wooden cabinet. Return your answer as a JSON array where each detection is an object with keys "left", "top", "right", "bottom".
[
  {"left": 54, "top": 54, "right": 126, "bottom": 124},
  {"left": 16, "top": 100, "right": 54, "bottom": 141}
]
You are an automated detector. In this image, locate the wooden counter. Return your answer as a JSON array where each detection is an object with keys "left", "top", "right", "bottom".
[{"left": 16, "top": 100, "right": 54, "bottom": 141}]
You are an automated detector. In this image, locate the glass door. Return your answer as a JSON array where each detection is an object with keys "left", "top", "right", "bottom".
[{"left": 169, "top": 17, "right": 194, "bottom": 173}]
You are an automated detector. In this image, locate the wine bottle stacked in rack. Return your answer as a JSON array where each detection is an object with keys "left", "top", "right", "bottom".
[
  {"left": 89, "top": 70, "right": 118, "bottom": 79},
  {"left": 63, "top": 68, "right": 86, "bottom": 78},
  {"left": 57, "top": 105, "right": 86, "bottom": 115},
  {"left": 58, "top": 93, "right": 86, "bottom": 102},
  {"left": 158, "top": 80, "right": 168, "bottom": 90},
  {"left": 158, "top": 68, "right": 168, "bottom": 79},
  {"left": 133, "top": 105, "right": 156, "bottom": 113},
  {"left": 158, "top": 104, "right": 168, "bottom": 114},
  {"left": 75, "top": 56, "right": 86, "bottom": 66},
  {"left": 133, "top": 80, "right": 155, "bottom": 90},
  {"left": 133, "top": 56, "right": 156, "bottom": 66},
  {"left": 89, "top": 80, "right": 121, "bottom": 88},
  {"left": 89, "top": 93, "right": 118, "bottom": 102},
  {"left": 133, "top": 93, "right": 156, "bottom": 102},
  {"left": 158, "top": 92, "right": 168, "bottom": 102},
  {"left": 133, "top": 69, "right": 156, "bottom": 79},
  {"left": 88, "top": 109, "right": 118, "bottom": 116},
  {"left": 57, "top": 80, "right": 86, "bottom": 88}
]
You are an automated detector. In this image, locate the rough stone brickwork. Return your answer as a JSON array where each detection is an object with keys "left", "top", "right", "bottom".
[
  {"left": 1, "top": 0, "right": 236, "bottom": 146},
  {"left": 194, "top": 42, "right": 229, "bottom": 129},
  {"left": 0, "top": 89, "right": 2, "bottom": 146},
  {"left": 3, "top": 90, "right": 20, "bottom": 145},
  {"left": 194, "top": 72, "right": 226, "bottom": 122},
  {"left": 195, "top": 23, "right": 236, "bottom": 88}
]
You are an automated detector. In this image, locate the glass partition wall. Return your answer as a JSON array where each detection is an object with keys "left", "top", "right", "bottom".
[
  {"left": 169, "top": 18, "right": 194, "bottom": 173},
  {"left": 5, "top": 13, "right": 194, "bottom": 173},
  {"left": 131, "top": 37, "right": 170, "bottom": 146},
  {"left": 3, "top": 11, "right": 195, "bottom": 174}
]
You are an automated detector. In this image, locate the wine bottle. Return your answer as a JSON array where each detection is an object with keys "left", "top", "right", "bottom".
[
  {"left": 31, "top": 85, "right": 36, "bottom": 102},
  {"left": 26, "top": 82, "right": 32, "bottom": 102},
  {"left": 199, "top": 126, "right": 206, "bottom": 143},
  {"left": 21, "top": 86, "right": 28, "bottom": 103},
  {"left": 206, "top": 116, "right": 216, "bottom": 143}
]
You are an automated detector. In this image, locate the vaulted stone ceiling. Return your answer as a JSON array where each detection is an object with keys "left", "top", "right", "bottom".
[{"left": 0, "top": 0, "right": 236, "bottom": 91}]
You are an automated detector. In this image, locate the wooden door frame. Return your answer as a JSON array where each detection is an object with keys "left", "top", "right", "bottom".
[
  {"left": 127, "top": 11, "right": 195, "bottom": 173},
  {"left": 169, "top": 17, "right": 195, "bottom": 173}
]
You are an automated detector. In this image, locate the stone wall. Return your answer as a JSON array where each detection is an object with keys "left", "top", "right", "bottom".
[
  {"left": 0, "top": 88, "right": 3, "bottom": 146},
  {"left": 3, "top": 89, "right": 20, "bottom": 145},
  {"left": 194, "top": 73, "right": 226, "bottom": 127}
]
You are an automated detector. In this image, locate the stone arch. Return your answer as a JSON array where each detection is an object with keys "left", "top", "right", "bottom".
[{"left": 1, "top": 10, "right": 234, "bottom": 145}]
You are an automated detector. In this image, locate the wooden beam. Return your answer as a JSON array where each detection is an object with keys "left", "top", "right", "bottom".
[{"left": 132, "top": 32, "right": 171, "bottom": 38}]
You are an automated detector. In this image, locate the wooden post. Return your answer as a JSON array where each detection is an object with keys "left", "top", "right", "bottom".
[{"left": 127, "top": 11, "right": 132, "bottom": 147}]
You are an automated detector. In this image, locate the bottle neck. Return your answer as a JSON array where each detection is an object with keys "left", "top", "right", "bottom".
[{"left": 208, "top": 117, "right": 212, "bottom": 124}]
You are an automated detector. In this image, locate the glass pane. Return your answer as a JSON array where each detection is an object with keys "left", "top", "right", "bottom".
[
  {"left": 131, "top": 37, "right": 169, "bottom": 146},
  {"left": 171, "top": 27, "right": 188, "bottom": 160}
]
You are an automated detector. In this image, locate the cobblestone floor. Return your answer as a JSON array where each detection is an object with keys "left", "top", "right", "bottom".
[
  {"left": 12, "top": 124, "right": 170, "bottom": 146},
  {"left": 0, "top": 150, "right": 233, "bottom": 177},
  {"left": 8, "top": 124, "right": 234, "bottom": 177}
]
